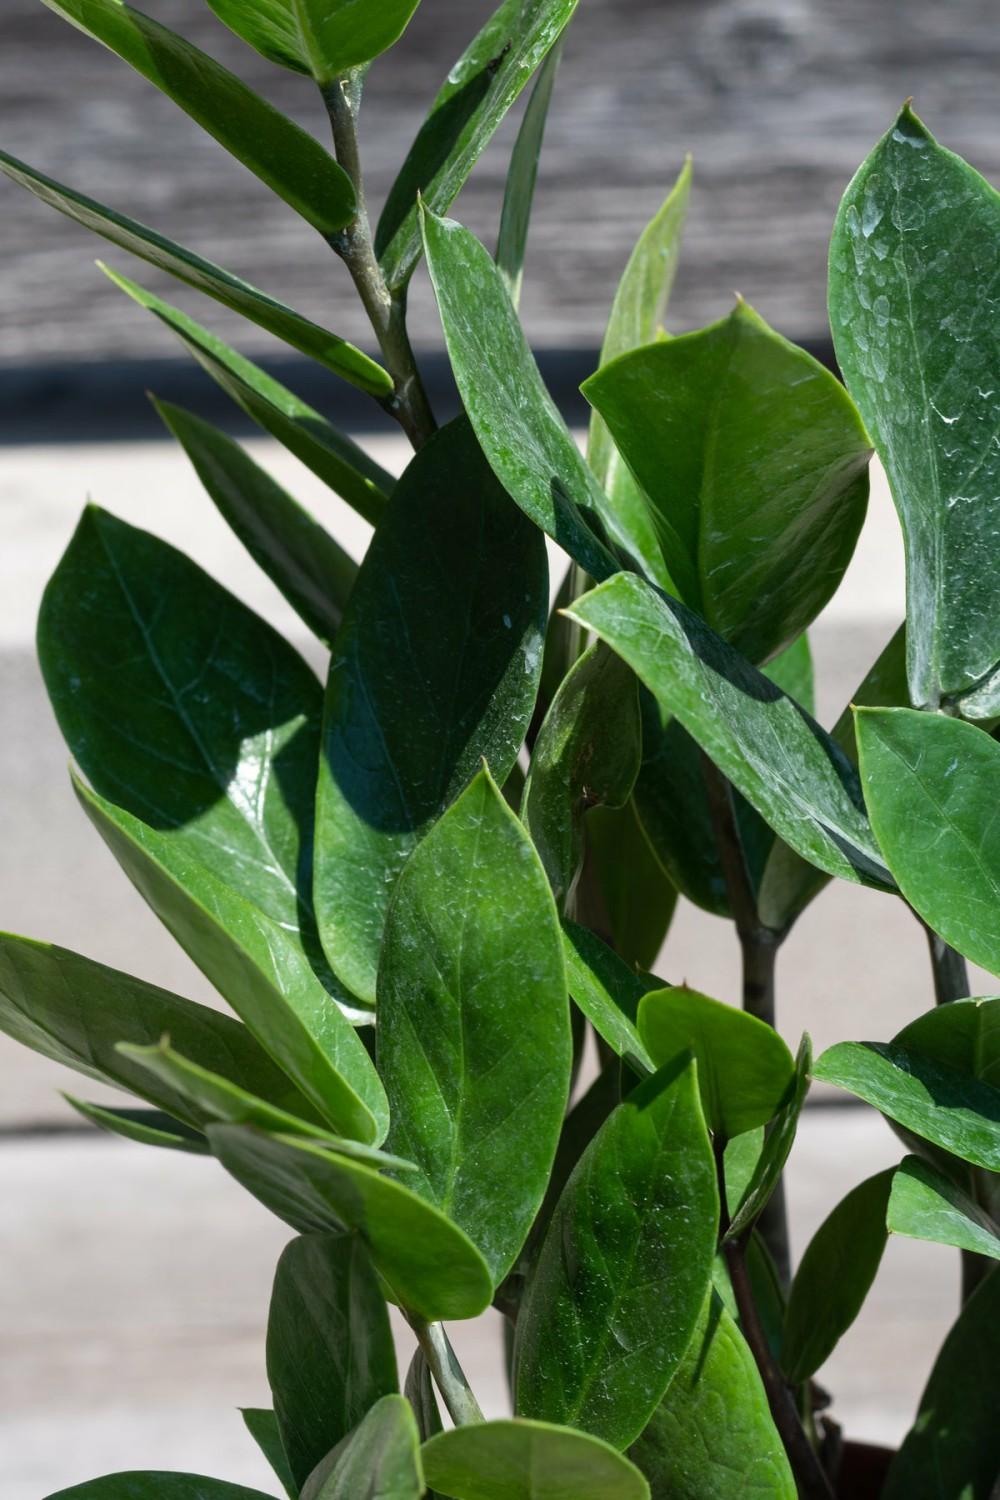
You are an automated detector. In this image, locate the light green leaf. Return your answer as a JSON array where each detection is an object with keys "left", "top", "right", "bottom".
[
  {"left": 629, "top": 1293, "right": 795, "bottom": 1499},
  {"left": 209, "top": 1125, "right": 493, "bottom": 1321},
  {"left": 637, "top": 986, "right": 794, "bottom": 1138},
  {"left": 583, "top": 799, "right": 677, "bottom": 972},
  {"left": 46, "top": 1479, "right": 279, "bottom": 1500},
  {"left": 315, "top": 419, "right": 547, "bottom": 1004},
  {"left": 40, "top": 0, "right": 355, "bottom": 236},
  {"left": 267, "top": 1234, "right": 398, "bottom": 1490},
  {"left": 104, "top": 266, "right": 392, "bottom": 525},
  {"left": 377, "top": 0, "right": 579, "bottom": 289},
  {"left": 240, "top": 1409, "right": 298, "bottom": 1500},
  {"left": 781, "top": 1169, "right": 894, "bottom": 1384},
  {"left": 560, "top": 920, "right": 655, "bottom": 1075},
  {"left": 155, "top": 400, "right": 357, "bottom": 646},
  {"left": 496, "top": 40, "right": 563, "bottom": 308},
  {"left": 0, "top": 932, "right": 315, "bottom": 1129},
  {"left": 584, "top": 302, "right": 870, "bottom": 665},
  {"left": 565, "top": 573, "right": 889, "bottom": 892},
  {"left": 379, "top": 770, "right": 570, "bottom": 1286},
  {"left": 830, "top": 105, "right": 1000, "bottom": 713},
  {"left": 888, "top": 1156, "right": 1000, "bottom": 1261},
  {"left": 882, "top": 1266, "right": 1000, "bottom": 1498},
  {"left": 522, "top": 642, "right": 640, "bottom": 908},
  {"left": 856, "top": 707, "right": 1000, "bottom": 975},
  {"left": 300, "top": 1395, "right": 423, "bottom": 1500},
  {"left": 422, "top": 1419, "right": 650, "bottom": 1500},
  {"left": 63, "top": 1097, "right": 209, "bottom": 1154},
  {"left": 814, "top": 1040, "right": 1000, "bottom": 1171},
  {"left": 296, "top": 0, "right": 423, "bottom": 82},
  {"left": 0, "top": 150, "right": 388, "bottom": 395},
  {"left": 725, "top": 1035, "right": 811, "bottom": 1244},
  {"left": 514, "top": 1058, "right": 718, "bottom": 1449},
  {"left": 204, "top": 0, "right": 310, "bottom": 73},
  {"left": 422, "top": 207, "right": 658, "bottom": 585}
]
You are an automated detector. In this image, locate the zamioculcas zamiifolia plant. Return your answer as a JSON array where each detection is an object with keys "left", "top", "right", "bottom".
[{"left": 5, "top": 3, "right": 1000, "bottom": 1496}]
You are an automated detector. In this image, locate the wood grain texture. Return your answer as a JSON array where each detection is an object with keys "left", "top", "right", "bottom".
[{"left": 3, "top": 0, "right": 1000, "bottom": 363}]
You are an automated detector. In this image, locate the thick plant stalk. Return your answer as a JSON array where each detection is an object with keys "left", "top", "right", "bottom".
[
  {"left": 407, "top": 1316, "right": 485, "bottom": 1427},
  {"left": 323, "top": 77, "right": 436, "bottom": 449}
]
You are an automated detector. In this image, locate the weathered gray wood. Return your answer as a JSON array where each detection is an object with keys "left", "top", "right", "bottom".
[{"left": 2, "top": 0, "right": 1000, "bottom": 362}]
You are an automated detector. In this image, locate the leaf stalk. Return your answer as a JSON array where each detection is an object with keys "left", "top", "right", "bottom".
[{"left": 406, "top": 1315, "right": 485, "bottom": 1427}]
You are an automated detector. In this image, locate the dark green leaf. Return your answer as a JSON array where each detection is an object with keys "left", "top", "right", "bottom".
[
  {"left": 104, "top": 266, "right": 391, "bottom": 525},
  {"left": 584, "top": 303, "right": 870, "bottom": 665},
  {"left": 888, "top": 1155, "right": 1000, "bottom": 1261},
  {"left": 421, "top": 1419, "right": 650, "bottom": 1499},
  {"left": 209, "top": 1125, "right": 493, "bottom": 1320},
  {"left": 583, "top": 800, "right": 677, "bottom": 972},
  {"left": 522, "top": 643, "right": 640, "bottom": 908},
  {"left": 629, "top": 1292, "right": 795, "bottom": 1499},
  {"left": 155, "top": 400, "right": 357, "bottom": 646},
  {"left": 565, "top": 574, "right": 889, "bottom": 892},
  {"left": 377, "top": 0, "right": 579, "bottom": 289},
  {"left": 40, "top": 0, "right": 355, "bottom": 236},
  {"left": 560, "top": 920, "right": 654, "bottom": 1074},
  {"left": 0, "top": 150, "right": 389, "bottom": 395},
  {"left": 267, "top": 1233, "right": 397, "bottom": 1489},
  {"left": 781, "top": 1169, "right": 894, "bottom": 1384},
  {"left": 240, "top": 1409, "right": 298, "bottom": 1500},
  {"left": 830, "top": 105, "right": 1000, "bottom": 714},
  {"left": 513, "top": 1057, "right": 718, "bottom": 1448},
  {"left": 725, "top": 1035, "right": 811, "bottom": 1244},
  {"left": 46, "top": 1478, "right": 279, "bottom": 1499},
  {"left": 856, "top": 707, "right": 1000, "bottom": 974},
  {"left": 882, "top": 1266, "right": 1000, "bottom": 1498},
  {"left": 0, "top": 932, "right": 314, "bottom": 1130},
  {"left": 637, "top": 986, "right": 794, "bottom": 1138},
  {"left": 315, "top": 418, "right": 547, "bottom": 1004},
  {"left": 63, "top": 1096, "right": 209, "bottom": 1154},
  {"left": 422, "top": 208, "right": 656, "bottom": 584},
  {"left": 379, "top": 769, "right": 570, "bottom": 1285},
  {"left": 813, "top": 1040, "right": 1000, "bottom": 1171},
  {"left": 896, "top": 997, "right": 1000, "bottom": 1087},
  {"left": 300, "top": 1395, "right": 423, "bottom": 1500},
  {"left": 496, "top": 40, "right": 563, "bottom": 308}
]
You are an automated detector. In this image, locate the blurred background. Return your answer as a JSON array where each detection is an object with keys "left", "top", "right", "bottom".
[{"left": 3, "top": 1, "right": 1000, "bottom": 1494}]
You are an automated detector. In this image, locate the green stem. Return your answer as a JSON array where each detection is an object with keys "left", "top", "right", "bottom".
[
  {"left": 407, "top": 1316, "right": 485, "bottom": 1427},
  {"left": 322, "top": 76, "right": 436, "bottom": 450}
]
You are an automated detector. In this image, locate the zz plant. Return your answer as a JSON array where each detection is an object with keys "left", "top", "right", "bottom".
[{"left": 4, "top": 3, "right": 1000, "bottom": 1497}]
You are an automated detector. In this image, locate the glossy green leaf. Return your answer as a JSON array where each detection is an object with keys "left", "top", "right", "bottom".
[
  {"left": 584, "top": 799, "right": 677, "bottom": 971},
  {"left": 209, "top": 1125, "right": 493, "bottom": 1321},
  {"left": 496, "top": 40, "right": 563, "bottom": 308},
  {"left": 40, "top": 0, "right": 355, "bottom": 237},
  {"left": 47, "top": 1480, "right": 278, "bottom": 1500},
  {"left": 155, "top": 400, "right": 357, "bottom": 646},
  {"left": 104, "top": 266, "right": 391, "bottom": 525},
  {"left": 300, "top": 1395, "right": 423, "bottom": 1500},
  {"left": 814, "top": 1040, "right": 1000, "bottom": 1171},
  {"left": 267, "top": 1233, "right": 397, "bottom": 1489},
  {"left": 203, "top": 0, "right": 310, "bottom": 73},
  {"left": 522, "top": 643, "right": 640, "bottom": 908},
  {"left": 422, "top": 208, "right": 657, "bottom": 585},
  {"left": 588, "top": 159, "right": 691, "bottom": 492},
  {"left": 422, "top": 1419, "right": 649, "bottom": 1500},
  {"left": 0, "top": 150, "right": 388, "bottom": 395},
  {"left": 629, "top": 1292, "right": 795, "bottom": 1500},
  {"left": 565, "top": 573, "right": 889, "bottom": 892},
  {"left": 857, "top": 707, "right": 1000, "bottom": 974},
  {"left": 781, "top": 1169, "right": 894, "bottom": 1384},
  {"left": 514, "top": 1057, "right": 718, "bottom": 1448},
  {"left": 377, "top": 0, "right": 579, "bottom": 289},
  {"left": 315, "top": 418, "right": 547, "bottom": 1004},
  {"left": 637, "top": 987, "right": 794, "bottom": 1139},
  {"left": 584, "top": 303, "right": 870, "bottom": 664},
  {"left": 301, "top": 0, "right": 423, "bottom": 82},
  {"left": 830, "top": 105, "right": 1000, "bottom": 713},
  {"left": 379, "top": 769, "right": 570, "bottom": 1286},
  {"left": 63, "top": 1096, "right": 209, "bottom": 1153},
  {"left": 0, "top": 932, "right": 314, "bottom": 1129},
  {"left": 888, "top": 1156, "right": 1000, "bottom": 1261},
  {"left": 896, "top": 997, "right": 1000, "bottom": 1086},
  {"left": 240, "top": 1409, "right": 298, "bottom": 1500},
  {"left": 725, "top": 1035, "right": 811, "bottom": 1244},
  {"left": 560, "top": 920, "right": 654, "bottom": 1074},
  {"left": 882, "top": 1266, "right": 1000, "bottom": 1498}
]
